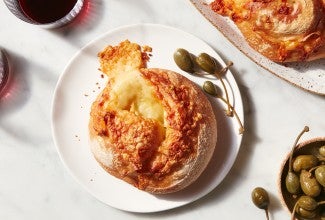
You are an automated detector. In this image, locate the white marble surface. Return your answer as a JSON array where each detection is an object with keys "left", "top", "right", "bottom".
[{"left": 1, "top": 0, "right": 325, "bottom": 219}]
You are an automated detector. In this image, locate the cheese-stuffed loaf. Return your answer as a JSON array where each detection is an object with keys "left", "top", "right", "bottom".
[
  {"left": 210, "top": 0, "right": 325, "bottom": 62},
  {"left": 88, "top": 40, "right": 217, "bottom": 194}
]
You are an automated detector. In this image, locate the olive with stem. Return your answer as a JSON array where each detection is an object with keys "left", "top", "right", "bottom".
[
  {"left": 174, "top": 49, "right": 242, "bottom": 134},
  {"left": 251, "top": 187, "right": 270, "bottom": 220},
  {"left": 293, "top": 155, "right": 318, "bottom": 173},
  {"left": 300, "top": 169, "right": 321, "bottom": 197},
  {"left": 291, "top": 196, "right": 317, "bottom": 220},
  {"left": 285, "top": 126, "right": 309, "bottom": 195},
  {"left": 308, "top": 165, "right": 325, "bottom": 187},
  {"left": 196, "top": 53, "right": 233, "bottom": 116},
  {"left": 203, "top": 81, "right": 244, "bottom": 134},
  {"left": 291, "top": 195, "right": 325, "bottom": 220}
]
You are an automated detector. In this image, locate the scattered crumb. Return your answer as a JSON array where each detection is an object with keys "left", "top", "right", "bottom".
[
  {"left": 142, "top": 45, "right": 152, "bottom": 52},
  {"left": 75, "top": 135, "right": 81, "bottom": 141}
]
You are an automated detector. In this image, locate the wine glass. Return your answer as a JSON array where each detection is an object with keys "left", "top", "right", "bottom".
[
  {"left": 0, "top": 49, "right": 10, "bottom": 97},
  {"left": 3, "top": 0, "right": 85, "bottom": 28}
]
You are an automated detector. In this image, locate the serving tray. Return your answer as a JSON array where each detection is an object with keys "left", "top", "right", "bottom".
[{"left": 190, "top": 0, "right": 325, "bottom": 95}]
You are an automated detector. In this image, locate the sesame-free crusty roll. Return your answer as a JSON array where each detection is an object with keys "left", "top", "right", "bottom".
[{"left": 89, "top": 40, "right": 217, "bottom": 194}]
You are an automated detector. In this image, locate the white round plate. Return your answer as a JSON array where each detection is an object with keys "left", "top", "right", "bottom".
[
  {"left": 190, "top": 0, "right": 325, "bottom": 95},
  {"left": 51, "top": 23, "right": 244, "bottom": 213}
]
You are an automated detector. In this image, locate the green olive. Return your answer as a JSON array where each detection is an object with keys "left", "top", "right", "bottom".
[
  {"left": 251, "top": 187, "right": 270, "bottom": 210},
  {"left": 286, "top": 126, "right": 309, "bottom": 196},
  {"left": 320, "top": 145, "right": 325, "bottom": 157},
  {"left": 296, "top": 196, "right": 318, "bottom": 211},
  {"left": 203, "top": 81, "right": 218, "bottom": 96},
  {"left": 285, "top": 171, "right": 301, "bottom": 194},
  {"left": 296, "top": 207, "right": 317, "bottom": 219},
  {"left": 294, "top": 196, "right": 318, "bottom": 219},
  {"left": 315, "top": 165, "right": 325, "bottom": 187},
  {"left": 293, "top": 155, "right": 318, "bottom": 173},
  {"left": 196, "top": 53, "right": 220, "bottom": 74},
  {"left": 300, "top": 170, "right": 321, "bottom": 197},
  {"left": 173, "top": 48, "right": 194, "bottom": 73}
]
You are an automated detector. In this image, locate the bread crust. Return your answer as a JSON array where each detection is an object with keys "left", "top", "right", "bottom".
[
  {"left": 89, "top": 68, "right": 217, "bottom": 194},
  {"left": 89, "top": 41, "right": 217, "bottom": 194},
  {"left": 210, "top": 0, "right": 325, "bottom": 62}
]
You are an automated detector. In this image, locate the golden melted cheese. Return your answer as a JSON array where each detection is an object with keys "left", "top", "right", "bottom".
[{"left": 108, "top": 70, "right": 164, "bottom": 124}]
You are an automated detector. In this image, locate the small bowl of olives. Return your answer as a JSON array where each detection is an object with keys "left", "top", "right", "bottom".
[{"left": 279, "top": 127, "right": 325, "bottom": 220}]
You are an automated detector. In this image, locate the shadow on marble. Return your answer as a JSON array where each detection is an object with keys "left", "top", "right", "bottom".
[
  {"left": 0, "top": 50, "right": 31, "bottom": 117},
  {"left": 268, "top": 188, "right": 284, "bottom": 219},
  {"left": 0, "top": 50, "right": 57, "bottom": 117},
  {"left": 284, "top": 59, "right": 325, "bottom": 73}
]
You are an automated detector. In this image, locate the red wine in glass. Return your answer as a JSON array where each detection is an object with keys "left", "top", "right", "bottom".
[
  {"left": 18, "top": 0, "right": 78, "bottom": 24},
  {"left": 0, "top": 49, "right": 10, "bottom": 97}
]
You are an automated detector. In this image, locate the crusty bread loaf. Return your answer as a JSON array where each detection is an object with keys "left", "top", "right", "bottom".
[
  {"left": 88, "top": 40, "right": 217, "bottom": 194},
  {"left": 210, "top": 0, "right": 325, "bottom": 62}
]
